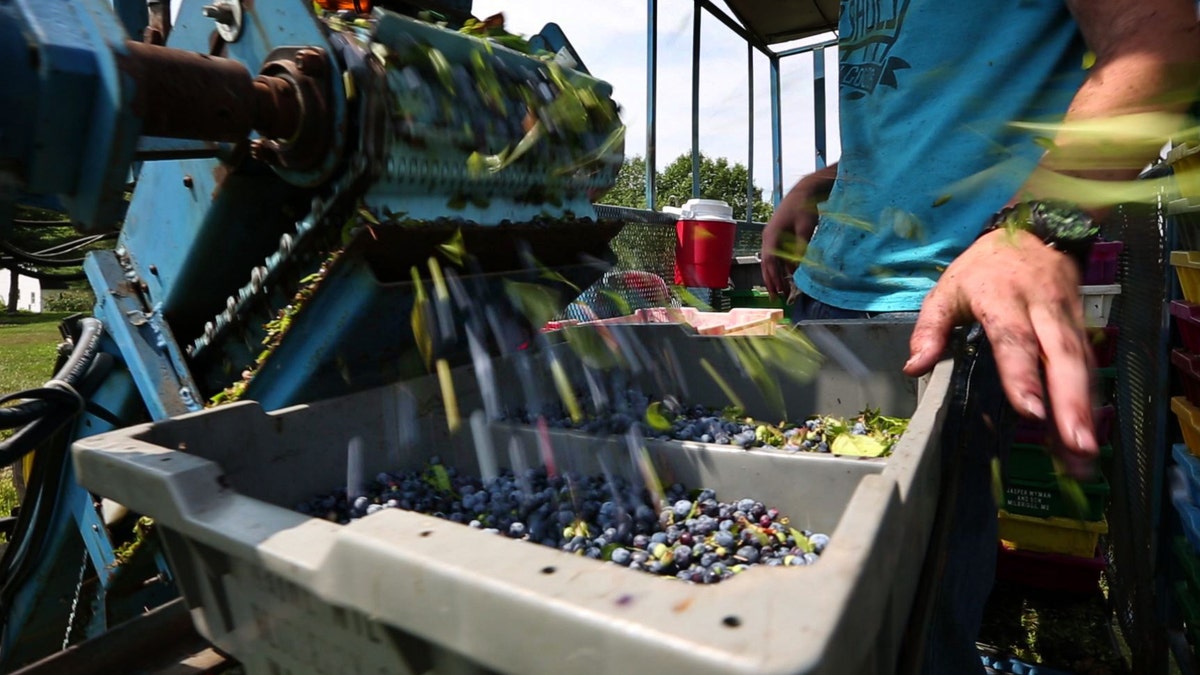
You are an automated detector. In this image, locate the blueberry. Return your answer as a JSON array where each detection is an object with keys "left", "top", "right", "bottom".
[
  {"left": 611, "top": 548, "right": 632, "bottom": 565},
  {"left": 672, "top": 500, "right": 693, "bottom": 518},
  {"left": 714, "top": 531, "right": 736, "bottom": 549},
  {"left": 809, "top": 533, "right": 830, "bottom": 553},
  {"left": 673, "top": 546, "right": 692, "bottom": 567}
]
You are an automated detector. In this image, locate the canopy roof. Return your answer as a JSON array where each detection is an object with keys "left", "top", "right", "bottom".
[{"left": 721, "top": 0, "right": 839, "bottom": 45}]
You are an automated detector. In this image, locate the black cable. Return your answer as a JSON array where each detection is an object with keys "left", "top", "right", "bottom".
[{"left": 0, "top": 241, "right": 88, "bottom": 267}]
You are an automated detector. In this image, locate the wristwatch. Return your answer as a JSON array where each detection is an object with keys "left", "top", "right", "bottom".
[{"left": 980, "top": 199, "right": 1100, "bottom": 273}]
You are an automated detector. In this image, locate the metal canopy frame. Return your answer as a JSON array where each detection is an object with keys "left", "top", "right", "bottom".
[{"left": 643, "top": 0, "right": 838, "bottom": 219}]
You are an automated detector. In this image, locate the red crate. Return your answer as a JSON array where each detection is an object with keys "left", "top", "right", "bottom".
[
  {"left": 1088, "top": 325, "right": 1119, "bottom": 368},
  {"left": 1014, "top": 404, "right": 1114, "bottom": 446},
  {"left": 1174, "top": 349, "right": 1200, "bottom": 408},
  {"left": 1083, "top": 240, "right": 1123, "bottom": 285},
  {"left": 1173, "top": 301, "right": 1200, "bottom": 354},
  {"left": 996, "top": 543, "right": 1105, "bottom": 595}
]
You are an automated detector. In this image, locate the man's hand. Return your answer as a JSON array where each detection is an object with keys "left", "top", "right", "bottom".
[
  {"left": 760, "top": 163, "right": 838, "bottom": 300},
  {"left": 903, "top": 228, "right": 1099, "bottom": 476}
]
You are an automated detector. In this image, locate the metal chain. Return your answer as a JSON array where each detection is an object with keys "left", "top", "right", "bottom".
[
  {"left": 187, "top": 158, "right": 370, "bottom": 361},
  {"left": 61, "top": 548, "right": 89, "bottom": 650}
]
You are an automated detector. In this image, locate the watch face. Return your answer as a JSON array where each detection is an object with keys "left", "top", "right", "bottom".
[{"left": 1034, "top": 200, "right": 1097, "bottom": 242}]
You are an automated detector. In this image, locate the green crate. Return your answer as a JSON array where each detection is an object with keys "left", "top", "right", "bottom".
[
  {"left": 1007, "top": 443, "right": 1114, "bottom": 482},
  {"left": 1002, "top": 469, "right": 1110, "bottom": 521},
  {"left": 1174, "top": 581, "right": 1200, "bottom": 650},
  {"left": 726, "top": 289, "right": 786, "bottom": 310},
  {"left": 1175, "top": 537, "right": 1200, "bottom": 596}
]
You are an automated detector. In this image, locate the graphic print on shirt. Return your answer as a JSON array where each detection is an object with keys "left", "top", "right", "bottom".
[{"left": 839, "top": 0, "right": 911, "bottom": 99}]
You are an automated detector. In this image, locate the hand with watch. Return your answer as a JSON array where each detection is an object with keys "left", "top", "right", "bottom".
[{"left": 904, "top": 198, "right": 1102, "bottom": 478}]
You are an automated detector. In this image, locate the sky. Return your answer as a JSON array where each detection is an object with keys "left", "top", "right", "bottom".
[{"left": 469, "top": 0, "right": 841, "bottom": 204}]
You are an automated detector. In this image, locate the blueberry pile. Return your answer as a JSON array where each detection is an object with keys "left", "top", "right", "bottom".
[
  {"left": 502, "top": 388, "right": 904, "bottom": 455},
  {"left": 298, "top": 459, "right": 828, "bottom": 583}
]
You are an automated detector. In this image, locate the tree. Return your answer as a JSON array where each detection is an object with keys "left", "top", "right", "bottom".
[
  {"left": 601, "top": 156, "right": 648, "bottom": 210},
  {"left": 599, "top": 153, "right": 773, "bottom": 222}
]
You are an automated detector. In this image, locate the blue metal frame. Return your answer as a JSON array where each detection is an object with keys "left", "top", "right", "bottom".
[
  {"left": 1, "top": 0, "right": 348, "bottom": 663},
  {"left": 645, "top": 0, "right": 658, "bottom": 210},
  {"left": 690, "top": 2, "right": 702, "bottom": 200},
  {"left": 641, "top": 1, "right": 839, "bottom": 212}
]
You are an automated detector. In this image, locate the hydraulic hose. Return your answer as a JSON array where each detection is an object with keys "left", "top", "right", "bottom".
[{"left": 0, "top": 317, "right": 103, "bottom": 454}]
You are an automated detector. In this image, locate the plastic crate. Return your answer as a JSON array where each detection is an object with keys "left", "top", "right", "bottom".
[
  {"left": 995, "top": 543, "right": 1105, "bottom": 595},
  {"left": 1175, "top": 536, "right": 1200, "bottom": 599},
  {"left": 998, "top": 510, "right": 1108, "bottom": 558},
  {"left": 72, "top": 322, "right": 955, "bottom": 675},
  {"left": 1177, "top": 445, "right": 1200, "bottom": 506},
  {"left": 727, "top": 288, "right": 786, "bottom": 310},
  {"left": 1006, "top": 443, "right": 1113, "bottom": 484},
  {"left": 1172, "top": 251, "right": 1200, "bottom": 303},
  {"left": 1013, "top": 404, "right": 1114, "bottom": 446},
  {"left": 1082, "top": 240, "right": 1123, "bottom": 285},
  {"left": 1175, "top": 495, "right": 1200, "bottom": 556},
  {"left": 1168, "top": 143, "right": 1200, "bottom": 200},
  {"left": 1169, "top": 199, "right": 1200, "bottom": 251},
  {"left": 1088, "top": 325, "right": 1119, "bottom": 368},
  {"left": 1002, "top": 470, "right": 1109, "bottom": 521},
  {"left": 1174, "top": 349, "right": 1200, "bottom": 408},
  {"left": 1175, "top": 582, "right": 1200, "bottom": 637},
  {"left": 544, "top": 306, "right": 785, "bottom": 336},
  {"left": 1173, "top": 396, "right": 1200, "bottom": 457},
  {"left": 1172, "top": 301, "right": 1200, "bottom": 354},
  {"left": 979, "top": 652, "right": 1076, "bottom": 675},
  {"left": 1081, "top": 284, "right": 1120, "bottom": 327}
]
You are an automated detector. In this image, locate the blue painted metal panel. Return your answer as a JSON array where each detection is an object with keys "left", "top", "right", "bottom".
[
  {"left": 769, "top": 55, "right": 782, "bottom": 207},
  {"left": 85, "top": 251, "right": 202, "bottom": 419},
  {"left": 690, "top": 2, "right": 701, "bottom": 199},
  {"left": 745, "top": 42, "right": 754, "bottom": 224},
  {"left": 645, "top": 0, "right": 657, "bottom": 210},
  {"left": 813, "top": 46, "right": 827, "bottom": 170}
]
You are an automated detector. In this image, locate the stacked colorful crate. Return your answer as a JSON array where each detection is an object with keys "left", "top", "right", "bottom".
[
  {"left": 995, "top": 241, "right": 1123, "bottom": 594},
  {"left": 1168, "top": 185, "right": 1200, "bottom": 654}
]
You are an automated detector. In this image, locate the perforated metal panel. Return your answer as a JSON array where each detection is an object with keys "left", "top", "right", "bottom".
[
  {"left": 585, "top": 205, "right": 766, "bottom": 315},
  {"left": 1107, "top": 198, "right": 1172, "bottom": 675}
]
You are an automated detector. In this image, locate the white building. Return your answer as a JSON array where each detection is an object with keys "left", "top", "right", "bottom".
[{"left": 0, "top": 269, "right": 41, "bottom": 313}]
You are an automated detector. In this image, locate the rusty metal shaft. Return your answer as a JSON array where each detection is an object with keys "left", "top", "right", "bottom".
[{"left": 119, "top": 40, "right": 301, "bottom": 143}]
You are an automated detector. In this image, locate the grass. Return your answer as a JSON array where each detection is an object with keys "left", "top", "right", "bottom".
[{"left": 0, "top": 311, "right": 71, "bottom": 525}]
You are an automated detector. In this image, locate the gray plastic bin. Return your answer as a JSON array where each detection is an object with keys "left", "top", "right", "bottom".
[{"left": 73, "top": 321, "right": 953, "bottom": 675}]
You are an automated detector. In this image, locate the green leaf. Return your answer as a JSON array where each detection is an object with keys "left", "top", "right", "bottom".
[
  {"left": 700, "top": 358, "right": 746, "bottom": 412},
  {"left": 427, "top": 47, "right": 454, "bottom": 92},
  {"left": 549, "top": 356, "right": 583, "bottom": 424},
  {"left": 790, "top": 528, "right": 814, "bottom": 554},
  {"left": 1052, "top": 457, "right": 1090, "bottom": 520},
  {"left": 991, "top": 456, "right": 1004, "bottom": 508},
  {"left": 830, "top": 434, "right": 888, "bottom": 458},
  {"left": 410, "top": 267, "right": 433, "bottom": 370},
  {"left": 644, "top": 401, "right": 674, "bottom": 432},
  {"left": 424, "top": 464, "right": 453, "bottom": 494},
  {"left": 438, "top": 228, "right": 466, "bottom": 266},
  {"left": 503, "top": 280, "right": 562, "bottom": 330}
]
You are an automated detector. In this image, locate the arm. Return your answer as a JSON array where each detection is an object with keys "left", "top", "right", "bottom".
[
  {"left": 905, "top": 0, "right": 1200, "bottom": 470},
  {"left": 760, "top": 162, "right": 838, "bottom": 299}
]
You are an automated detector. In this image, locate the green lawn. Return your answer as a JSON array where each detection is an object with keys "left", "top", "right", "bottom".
[{"left": 0, "top": 311, "right": 72, "bottom": 522}]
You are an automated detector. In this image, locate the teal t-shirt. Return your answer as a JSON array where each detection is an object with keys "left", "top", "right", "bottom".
[{"left": 793, "top": 0, "right": 1089, "bottom": 312}]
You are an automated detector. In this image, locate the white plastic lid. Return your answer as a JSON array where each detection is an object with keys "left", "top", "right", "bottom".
[{"left": 676, "top": 198, "right": 734, "bottom": 222}]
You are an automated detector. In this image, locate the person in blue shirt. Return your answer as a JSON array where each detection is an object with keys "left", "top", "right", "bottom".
[{"left": 761, "top": 1, "right": 1199, "bottom": 673}]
